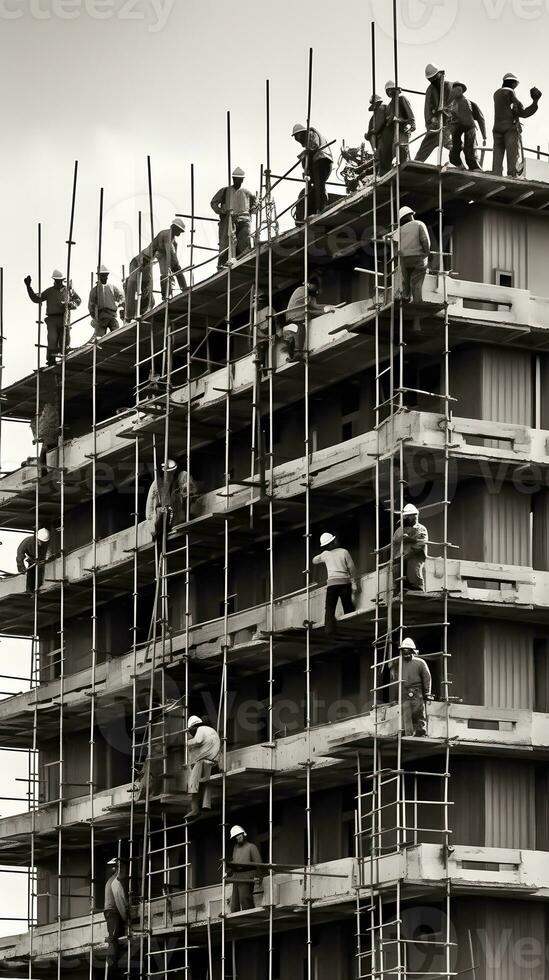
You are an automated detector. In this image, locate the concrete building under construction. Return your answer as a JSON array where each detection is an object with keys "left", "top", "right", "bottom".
[{"left": 0, "top": 53, "right": 548, "bottom": 980}]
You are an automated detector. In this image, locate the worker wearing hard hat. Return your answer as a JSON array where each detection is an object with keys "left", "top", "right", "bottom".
[
  {"left": 228, "top": 825, "right": 262, "bottom": 912},
  {"left": 24, "top": 269, "right": 81, "bottom": 366},
  {"left": 283, "top": 279, "right": 336, "bottom": 361},
  {"left": 88, "top": 265, "right": 124, "bottom": 338},
  {"left": 145, "top": 459, "right": 199, "bottom": 541},
  {"left": 415, "top": 63, "right": 452, "bottom": 163},
  {"left": 210, "top": 167, "right": 258, "bottom": 268},
  {"left": 124, "top": 217, "right": 187, "bottom": 322},
  {"left": 104, "top": 856, "right": 128, "bottom": 972},
  {"left": 492, "top": 72, "right": 542, "bottom": 178},
  {"left": 448, "top": 82, "right": 486, "bottom": 171},
  {"left": 385, "top": 81, "right": 416, "bottom": 165},
  {"left": 292, "top": 121, "right": 333, "bottom": 216},
  {"left": 16, "top": 528, "right": 50, "bottom": 593},
  {"left": 185, "top": 715, "right": 221, "bottom": 819},
  {"left": 392, "top": 503, "right": 428, "bottom": 592},
  {"left": 366, "top": 94, "right": 392, "bottom": 175},
  {"left": 313, "top": 531, "right": 361, "bottom": 634},
  {"left": 396, "top": 206, "right": 431, "bottom": 304},
  {"left": 391, "top": 637, "right": 432, "bottom": 736}
]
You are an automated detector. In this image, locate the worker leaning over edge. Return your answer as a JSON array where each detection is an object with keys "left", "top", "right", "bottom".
[
  {"left": 89, "top": 265, "right": 124, "bottom": 338},
  {"left": 228, "top": 825, "right": 262, "bottom": 913},
  {"left": 313, "top": 531, "right": 361, "bottom": 634},
  {"left": 16, "top": 528, "right": 50, "bottom": 593},
  {"left": 210, "top": 167, "right": 257, "bottom": 268},
  {"left": 492, "top": 72, "right": 541, "bottom": 178},
  {"left": 391, "top": 637, "right": 433, "bottom": 737},
  {"left": 24, "top": 269, "right": 81, "bottom": 366},
  {"left": 392, "top": 502, "right": 428, "bottom": 592},
  {"left": 124, "top": 216, "right": 187, "bottom": 321},
  {"left": 396, "top": 206, "right": 431, "bottom": 305}
]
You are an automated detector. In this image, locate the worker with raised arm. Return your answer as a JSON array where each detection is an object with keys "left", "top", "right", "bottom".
[
  {"left": 24, "top": 269, "right": 81, "bottom": 365},
  {"left": 396, "top": 206, "right": 431, "bottom": 304},
  {"left": 385, "top": 81, "right": 416, "bottom": 165},
  {"left": 185, "top": 715, "right": 221, "bottom": 819},
  {"left": 392, "top": 503, "right": 428, "bottom": 592},
  {"left": 391, "top": 637, "right": 432, "bottom": 737},
  {"left": 16, "top": 528, "right": 50, "bottom": 593},
  {"left": 448, "top": 82, "right": 486, "bottom": 171},
  {"left": 292, "top": 122, "right": 333, "bottom": 215},
  {"left": 103, "top": 857, "right": 128, "bottom": 975},
  {"left": 492, "top": 72, "right": 542, "bottom": 177},
  {"left": 283, "top": 279, "right": 336, "bottom": 361},
  {"left": 415, "top": 64, "right": 452, "bottom": 163},
  {"left": 124, "top": 217, "right": 187, "bottom": 321},
  {"left": 313, "top": 531, "right": 360, "bottom": 634},
  {"left": 366, "top": 94, "right": 392, "bottom": 175},
  {"left": 210, "top": 167, "right": 257, "bottom": 268},
  {"left": 228, "top": 825, "right": 262, "bottom": 912},
  {"left": 88, "top": 265, "right": 124, "bottom": 338}
]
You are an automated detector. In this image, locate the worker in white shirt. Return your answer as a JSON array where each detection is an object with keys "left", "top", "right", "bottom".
[
  {"left": 210, "top": 167, "right": 257, "bottom": 268},
  {"left": 396, "top": 206, "right": 431, "bottom": 304},
  {"left": 104, "top": 857, "right": 128, "bottom": 973},
  {"left": 88, "top": 265, "right": 124, "bottom": 337},
  {"left": 186, "top": 715, "right": 221, "bottom": 819},
  {"left": 313, "top": 531, "right": 360, "bottom": 634}
]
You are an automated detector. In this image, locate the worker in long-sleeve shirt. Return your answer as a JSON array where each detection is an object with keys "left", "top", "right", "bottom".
[
  {"left": 390, "top": 637, "right": 432, "bottom": 736},
  {"left": 448, "top": 82, "right": 486, "bottom": 171},
  {"left": 104, "top": 857, "right": 128, "bottom": 973},
  {"left": 392, "top": 503, "right": 428, "bottom": 591},
  {"left": 415, "top": 64, "right": 452, "bottom": 163},
  {"left": 313, "top": 531, "right": 360, "bottom": 634},
  {"left": 292, "top": 122, "right": 333, "bottom": 215},
  {"left": 24, "top": 269, "right": 81, "bottom": 365},
  {"left": 124, "top": 217, "right": 187, "bottom": 321},
  {"left": 366, "top": 94, "right": 392, "bottom": 175},
  {"left": 385, "top": 81, "right": 416, "bottom": 164},
  {"left": 396, "top": 207, "right": 431, "bottom": 304},
  {"left": 88, "top": 265, "right": 124, "bottom": 337},
  {"left": 210, "top": 167, "right": 257, "bottom": 268},
  {"left": 145, "top": 459, "right": 199, "bottom": 541},
  {"left": 492, "top": 72, "right": 541, "bottom": 177},
  {"left": 228, "top": 826, "right": 262, "bottom": 912},
  {"left": 16, "top": 528, "right": 50, "bottom": 592},
  {"left": 185, "top": 715, "right": 220, "bottom": 818},
  {"left": 283, "top": 280, "right": 335, "bottom": 360}
]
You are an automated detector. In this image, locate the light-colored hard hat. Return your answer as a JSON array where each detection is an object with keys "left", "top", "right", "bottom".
[
  {"left": 230, "top": 825, "right": 246, "bottom": 839},
  {"left": 161, "top": 459, "right": 178, "bottom": 472},
  {"left": 232, "top": 166, "right": 245, "bottom": 178},
  {"left": 425, "top": 63, "right": 441, "bottom": 80},
  {"left": 399, "top": 637, "right": 418, "bottom": 652},
  {"left": 187, "top": 715, "right": 202, "bottom": 728},
  {"left": 399, "top": 205, "right": 415, "bottom": 221},
  {"left": 503, "top": 72, "right": 519, "bottom": 83},
  {"left": 107, "top": 857, "right": 118, "bottom": 866},
  {"left": 402, "top": 503, "right": 419, "bottom": 516},
  {"left": 98, "top": 264, "right": 110, "bottom": 275},
  {"left": 37, "top": 528, "right": 50, "bottom": 543},
  {"left": 51, "top": 269, "right": 65, "bottom": 280},
  {"left": 171, "top": 216, "right": 186, "bottom": 233},
  {"left": 320, "top": 531, "right": 336, "bottom": 547},
  {"left": 385, "top": 80, "right": 396, "bottom": 93},
  {"left": 292, "top": 122, "right": 307, "bottom": 136}
]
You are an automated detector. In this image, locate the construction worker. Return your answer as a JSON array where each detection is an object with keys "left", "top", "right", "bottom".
[
  {"left": 283, "top": 280, "right": 336, "bottom": 361},
  {"left": 292, "top": 122, "right": 333, "bottom": 216},
  {"left": 210, "top": 167, "right": 257, "bottom": 268},
  {"left": 185, "top": 715, "right": 221, "bottom": 819},
  {"left": 16, "top": 528, "right": 50, "bottom": 593},
  {"left": 124, "top": 217, "right": 187, "bottom": 321},
  {"left": 24, "top": 269, "right": 81, "bottom": 366},
  {"left": 396, "top": 206, "right": 431, "bottom": 304},
  {"left": 103, "top": 857, "right": 128, "bottom": 976},
  {"left": 391, "top": 637, "right": 432, "bottom": 737},
  {"left": 448, "top": 82, "right": 486, "bottom": 171},
  {"left": 492, "top": 72, "right": 542, "bottom": 178},
  {"left": 415, "top": 64, "right": 452, "bottom": 163},
  {"left": 313, "top": 531, "right": 360, "bottom": 634},
  {"left": 228, "top": 826, "right": 262, "bottom": 912},
  {"left": 392, "top": 503, "right": 428, "bottom": 592},
  {"left": 385, "top": 81, "right": 416, "bottom": 164},
  {"left": 88, "top": 265, "right": 124, "bottom": 338},
  {"left": 252, "top": 288, "right": 276, "bottom": 369},
  {"left": 145, "top": 460, "right": 199, "bottom": 541},
  {"left": 366, "top": 94, "right": 392, "bottom": 175},
  {"left": 30, "top": 378, "right": 59, "bottom": 477}
]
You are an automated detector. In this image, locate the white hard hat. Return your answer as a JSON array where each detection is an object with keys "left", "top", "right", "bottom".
[
  {"left": 51, "top": 269, "right": 65, "bottom": 280},
  {"left": 399, "top": 206, "right": 415, "bottom": 221},
  {"left": 107, "top": 857, "right": 118, "bottom": 866},
  {"left": 171, "top": 216, "right": 186, "bottom": 232},
  {"left": 37, "top": 528, "right": 50, "bottom": 543},
  {"left": 230, "top": 825, "right": 246, "bottom": 839},
  {"left": 187, "top": 715, "right": 202, "bottom": 728},
  {"left": 385, "top": 80, "right": 395, "bottom": 93},
  {"left": 161, "top": 459, "right": 178, "bottom": 472},
  {"left": 232, "top": 166, "right": 245, "bottom": 177},
  {"left": 292, "top": 122, "right": 307, "bottom": 136},
  {"left": 98, "top": 264, "right": 110, "bottom": 275},
  {"left": 399, "top": 637, "right": 418, "bottom": 652},
  {"left": 425, "top": 63, "right": 441, "bottom": 80},
  {"left": 320, "top": 531, "right": 336, "bottom": 547},
  {"left": 503, "top": 72, "right": 519, "bottom": 83},
  {"left": 402, "top": 503, "right": 419, "bottom": 516}
]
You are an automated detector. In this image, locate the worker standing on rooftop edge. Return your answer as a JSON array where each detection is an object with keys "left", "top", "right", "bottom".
[
  {"left": 16, "top": 528, "right": 50, "bottom": 593},
  {"left": 211, "top": 167, "right": 257, "bottom": 269},
  {"left": 448, "top": 82, "right": 486, "bottom": 171},
  {"left": 397, "top": 206, "right": 431, "bottom": 304},
  {"left": 24, "top": 269, "right": 81, "bottom": 366},
  {"left": 89, "top": 265, "right": 124, "bottom": 338},
  {"left": 391, "top": 637, "right": 432, "bottom": 737},
  {"left": 392, "top": 503, "right": 428, "bottom": 592},
  {"left": 124, "top": 217, "right": 187, "bottom": 322},
  {"left": 292, "top": 122, "right": 333, "bottom": 216},
  {"left": 185, "top": 715, "right": 221, "bottom": 819},
  {"left": 492, "top": 72, "right": 542, "bottom": 178},
  {"left": 228, "top": 826, "right": 262, "bottom": 912},
  {"left": 366, "top": 94, "right": 392, "bottom": 175},
  {"left": 415, "top": 64, "right": 452, "bottom": 163},
  {"left": 385, "top": 80, "right": 416, "bottom": 166},
  {"left": 313, "top": 531, "right": 360, "bottom": 634},
  {"left": 103, "top": 856, "right": 128, "bottom": 977}
]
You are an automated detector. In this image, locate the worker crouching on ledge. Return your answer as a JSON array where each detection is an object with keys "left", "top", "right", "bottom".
[
  {"left": 390, "top": 637, "right": 433, "bottom": 736},
  {"left": 103, "top": 856, "right": 128, "bottom": 977},
  {"left": 185, "top": 715, "right": 221, "bottom": 819},
  {"left": 313, "top": 531, "right": 361, "bottom": 634},
  {"left": 392, "top": 503, "right": 428, "bottom": 592},
  {"left": 228, "top": 825, "right": 262, "bottom": 912}
]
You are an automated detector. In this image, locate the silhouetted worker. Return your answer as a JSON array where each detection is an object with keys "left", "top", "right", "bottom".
[
  {"left": 385, "top": 81, "right": 416, "bottom": 164},
  {"left": 16, "top": 528, "right": 50, "bottom": 592},
  {"left": 366, "top": 94, "right": 392, "bottom": 174},
  {"left": 145, "top": 460, "right": 199, "bottom": 540},
  {"left": 415, "top": 63, "right": 452, "bottom": 163},
  {"left": 397, "top": 206, "right": 431, "bottom": 304},
  {"left": 391, "top": 637, "right": 432, "bottom": 737},
  {"left": 492, "top": 72, "right": 542, "bottom": 177},
  {"left": 228, "top": 826, "right": 262, "bottom": 912},
  {"left": 89, "top": 265, "right": 124, "bottom": 337},
  {"left": 125, "top": 217, "right": 187, "bottom": 321},
  {"left": 211, "top": 167, "right": 257, "bottom": 268},
  {"left": 448, "top": 82, "right": 486, "bottom": 171},
  {"left": 313, "top": 531, "right": 360, "bottom": 634},
  {"left": 252, "top": 289, "right": 275, "bottom": 369},
  {"left": 292, "top": 122, "right": 333, "bottom": 215},
  {"left": 24, "top": 269, "right": 81, "bottom": 365},
  {"left": 185, "top": 715, "right": 221, "bottom": 818},
  {"left": 392, "top": 503, "right": 428, "bottom": 592},
  {"left": 104, "top": 857, "right": 128, "bottom": 976},
  {"left": 283, "top": 280, "right": 335, "bottom": 361}
]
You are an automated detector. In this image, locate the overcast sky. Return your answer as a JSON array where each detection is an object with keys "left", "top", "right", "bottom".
[{"left": 1, "top": 0, "right": 549, "bottom": 948}]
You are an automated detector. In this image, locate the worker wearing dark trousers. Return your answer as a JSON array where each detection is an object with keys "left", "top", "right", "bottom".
[
  {"left": 312, "top": 531, "right": 360, "bottom": 634},
  {"left": 392, "top": 638, "right": 432, "bottom": 737},
  {"left": 16, "top": 529, "right": 50, "bottom": 592},
  {"left": 24, "top": 270, "right": 81, "bottom": 365},
  {"left": 385, "top": 81, "right": 416, "bottom": 165},
  {"left": 492, "top": 72, "right": 541, "bottom": 177},
  {"left": 366, "top": 95, "right": 392, "bottom": 175},
  {"left": 396, "top": 207, "right": 431, "bottom": 305},
  {"left": 448, "top": 82, "right": 486, "bottom": 171},
  {"left": 228, "top": 826, "right": 262, "bottom": 912},
  {"left": 104, "top": 858, "right": 128, "bottom": 977},
  {"left": 124, "top": 219, "right": 186, "bottom": 321},
  {"left": 392, "top": 503, "right": 428, "bottom": 592},
  {"left": 292, "top": 122, "right": 333, "bottom": 215},
  {"left": 210, "top": 168, "right": 257, "bottom": 268},
  {"left": 415, "top": 64, "right": 452, "bottom": 163}
]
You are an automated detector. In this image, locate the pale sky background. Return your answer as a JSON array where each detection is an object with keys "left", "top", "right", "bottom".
[{"left": 1, "top": 0, "right": 549, "bottom": 947}]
